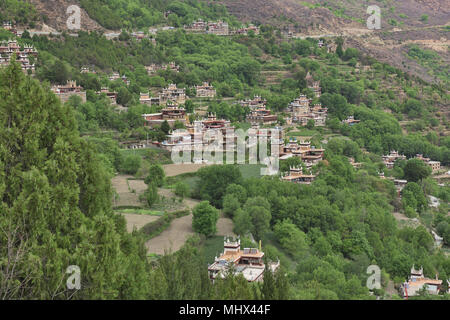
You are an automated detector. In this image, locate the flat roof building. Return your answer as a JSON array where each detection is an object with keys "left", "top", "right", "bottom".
[{"left": 208, "top": 237, "right": 279, "bottom": 282}]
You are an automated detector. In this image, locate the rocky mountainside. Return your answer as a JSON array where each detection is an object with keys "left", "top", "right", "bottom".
[
  {"left": 28, "top": 0, "right": 106, "bottom": 31},
  {"left": 217, "top": 0, "right": 449, "bottom": 84},
  {"left": 8, "top": 0, "right": 450, "bottom": 84},
  {"left": 217, "top": 0, "right": 450, "bottom": 31}
]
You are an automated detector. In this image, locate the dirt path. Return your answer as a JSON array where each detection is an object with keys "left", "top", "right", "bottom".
[
  {"left": 119, "top": 213, "right": 160, "bottom": 233},
  {"left": 163, "top": 163, "right": 211, "bottom": 177},
  {"left": 145, "top": 214, "right": 195, "bottom": 255}
]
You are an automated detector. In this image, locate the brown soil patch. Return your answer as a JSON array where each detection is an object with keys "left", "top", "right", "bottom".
[
  {"left": 111, "top": 175, "right": 145, "bottom": 207},
  {"left": 216, "top": 215, "right": 235, "bottom": 236},
  {"left": 128, "top": 179, "right": 147, "bottom": 193},
  {"left": 163, "top": 163, "right": 211, "bottom": 177},
  {"left": 119, "top": 213, "right": 160, "bottom": 233},
  {"left": 145, "top": 214, "right": 195, "bottom": 255}
]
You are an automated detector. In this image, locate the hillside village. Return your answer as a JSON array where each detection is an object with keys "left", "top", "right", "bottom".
[{"left": 0, "top": 0, "right": 449, "bottom": 302}]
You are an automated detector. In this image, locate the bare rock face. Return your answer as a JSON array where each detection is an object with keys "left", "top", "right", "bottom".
[
  {"left": 29, "top": 0, "right": 106, "bottom": 32},
  {"left": 218, "top": 0, "right": 450, "bottom": 31},
  {"left": 24, "top": 0, "right": 448, "bottom": 83},
  {"left": 217, "top": 0, "right": 449, "bottom": 83},
  {"left": 217, "top": 0, "right": 345, "bottom": 32}
]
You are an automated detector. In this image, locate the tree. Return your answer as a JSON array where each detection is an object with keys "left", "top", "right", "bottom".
[
  {"left": 222, "top": 194, "right": 241, "bottom": 218},
  {"left": 274, "top": 219, "right": 308, "bottom": 258},
  {"left": 184, "top": 100, "right": 194, "bottom": 113},
  {"left": 343, "top": 48, "right": 359, "bottom": 61},
  {"left": 261, "top": 260, "right": 276, "bottom": 299},
  {"left": 404, "top": 99, "right": 423, "bottom": 118},
  {"left": 403, "top": 159, "right": 431, "bottom": 182},
  {"left": 0, "top": 61, "right": 150, "bottom": 299},
  {"left": 120, "top": 154, "right": 141, "bottom": 174},
  {"left": 225, "top": 184, "right": 247, "bottom": 204},
  {"left": 161, "top": 120, "right": 171, "bottom": 134},
  {"left": 436, "top": 221, "right": 450, "bottom": 245},
  {"left": 174, "top": 181, "right": 189, "bottom": 199},
  {"left": 146, "top": 182, "right": 159, "bottom": 207},
  {"left": 305, "top": 118, "right": 314, "bottom": 129},
  {"left": 117, "top": 87, "right": 133, "bottom": 107},
  {"left": 43, "top": 59, "right": 70, "bottom": 84},
  {"left": 402, "top": 182, "right": 428, "bottom": 213},
  {"left": 145, "top": 164, "right": 165, "bottom": 187},
  {"left": 173, "top": 120, "right": 185, "bottom": 129},
  {"left": 194, "top": 165, "right": 243, "bottom": 208},
  {"left": 233, "top": 208, "right": 252, "bottom": 236},
  {"left": 192, "top": 201, "right": 219, "bottom": 237},
  {"left": 320, "top": 93, "right": 349, "bottom": 120},
  {"left": 335, "top": 37, "right": 344, "bottom": 58},
  {"left": 243, "top": 197, "right": 272, "bottom": 241},
  {"left": 280, "top": 156, "right": 303, "bottom": 173}
]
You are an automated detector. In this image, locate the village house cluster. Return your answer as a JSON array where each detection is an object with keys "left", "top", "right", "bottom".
[
  {"left": 239, "top": 96, "right": 277, "bottom": 125},
  {"left": 208, "top": 237, "right": 280, "bottom": 282},
  {"left": 230, "top": 24, "right": 260, "bottom": 36},
  {"left": 145, "top": 62, "right": 180, "bottom": 75},
  {"left": 382, "top": 150, "right": 406, "bottom": 169},
  {"left": 414, "top": 154, "right": 441, "bottom": 173},
  {"left": 184, "top": 19, "right": 229, "bottom": 36},
  {"left": 130, "top": 31, "right": 157, "bottom": 45},
  {"left": 194, "top": 82, "right": 216, "bottom": 98},
  {"left": 278, "top": 138, "right": 324, "bottom": 185},
  {"left": 342, "top": 116, "right": 360, "bottom": 126},
  {"left": 142, "top": 104, "right": 187, "bottom": 129},
  {"left": 96, "top": 87, "right": 117, "bottom": 105},
  {"left": 286, "top": 94, "right": 327, "bottom": 126},
  {"left": 140, "top": 83, "right": 187, "bottom": 106},
  {"left": 0, "top": 39, "right": 37, "bottom": 73},
  {"left": 277, "top": 138, "right": 326, "bottom": 184},
  {"left": 281, "top": 166, "right": 317, "bottom": 185},
  {"left": 382, "top": 150, "right": 441, "bottom": 173},
  {"left": 348, "top": 157, "right": 362, "bottom": 169},
  {"left": 80, "top": 66, "right": 96, "bottom": 74},
  {"left": 109, "top": 72, "right": 130, "bottom": 86},
  {"left": 2, "top": 21, "right": 19, "bottom": 36},
  {"left": 158, "top": 113, "right": 235, "bottom": 154},
  {"left": 51, "top": 80, "right": 86, "bottom": 103}
]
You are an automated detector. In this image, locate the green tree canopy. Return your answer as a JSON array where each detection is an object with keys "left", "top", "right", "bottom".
[
  {"left": 0, "top": 61, "right": 149, "bottom": 299},
  {"left": 403, "top": 159, "right": 431, "bottom": 182},
  {"left": 192, "top": 201, "right": 219, "bottom": 237}
]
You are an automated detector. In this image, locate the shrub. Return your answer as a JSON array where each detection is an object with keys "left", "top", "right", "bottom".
[
  {"left": 174, "top": 181, "right": 189, "bottom": 198},
  {"left": 192, "top": 201, "right": 219, "bottom": 237},
  {"left": 120, "top": 154, "right": 142, "bottom": 174}
]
